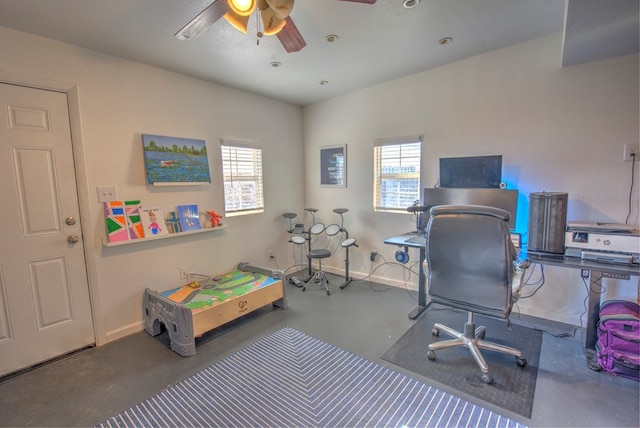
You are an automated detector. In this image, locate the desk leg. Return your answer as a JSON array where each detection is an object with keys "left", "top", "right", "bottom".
[
  {"left": 408, "top": 246, "right": 429, "bottom": 319},
  {"left": 585, "top": 270, "right": 602, "bottom": 371}
]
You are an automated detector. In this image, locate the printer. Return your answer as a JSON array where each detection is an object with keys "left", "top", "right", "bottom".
[{"left": 564, "top": 222, "right": 639, "bottom": 265}]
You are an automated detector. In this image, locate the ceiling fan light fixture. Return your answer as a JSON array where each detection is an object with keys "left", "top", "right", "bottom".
[
  {"left": 224, "top": 10, "right": 250, "bottom": 34},
  {"left": 229, "top": 0, "right": 257, "bottom": 16},
  {"left": 266, "top": 0, "right": 295, "bottom": 20},
  {"left": 403, "top": 0, "right": 420, "bottom": 9},
  {"left": 261, "top": 7, "right": 287, "bottom": 35}
]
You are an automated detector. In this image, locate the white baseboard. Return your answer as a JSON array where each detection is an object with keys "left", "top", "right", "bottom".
[
  {"left": 323, "top": 265, "right": 418, "bottom": 291},
  {"left": 105, "top": 321, "right": 143, "bottom": 343},
  {"left": 323, "top": 264, "right": 581, "bottom": 326}
]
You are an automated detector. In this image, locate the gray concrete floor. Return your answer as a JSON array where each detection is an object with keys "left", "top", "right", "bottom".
[{"left": 0, "top": 273, "right": 638, "bottom": 427}]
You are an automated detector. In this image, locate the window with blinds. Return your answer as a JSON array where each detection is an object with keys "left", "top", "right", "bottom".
[
  {"left": 221, "top": 143, "right": 264, "bottom": 216},
  {"left": 373, "top": 136, "right": 422, "bottom": 212}
]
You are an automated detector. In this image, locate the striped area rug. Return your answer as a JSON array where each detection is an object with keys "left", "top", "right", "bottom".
[{"left": 99, "top": 327, "right": 524, "bottom": 428}]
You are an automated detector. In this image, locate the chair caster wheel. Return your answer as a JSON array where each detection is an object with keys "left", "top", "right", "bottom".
[
  {"left": 301, "top": 287, "right": 307, "bottom": 292},
  {"left": 516, "top": 356, "right": 527, "bottom": 367},
  {"left": 326, "top": 290, "right": 331, "bottom": 295},
  {"left": 482, "top": 373, "right": 493, "bottom": 384},
  {"left": 476, "top": 326, "right": 486, "bottom": 339},
  {"left": 427, "top": 350, "right": 436, "bottom": 361},
  {"left": 431, "top": 328, "right": 439, "bottom": 337}
]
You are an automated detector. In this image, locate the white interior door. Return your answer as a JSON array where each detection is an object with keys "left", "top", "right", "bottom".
[{"left": 0, "top": 83, "right": 94, "bottom": 377}]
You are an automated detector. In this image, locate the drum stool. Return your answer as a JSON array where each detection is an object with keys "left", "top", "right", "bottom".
[{"left": 303, "top": 248, "right": 332, "bottom": 295}]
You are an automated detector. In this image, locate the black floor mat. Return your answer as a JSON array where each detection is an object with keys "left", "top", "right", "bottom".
[{"left": 382, "top": 305, "right": 542, "bottom": 419}]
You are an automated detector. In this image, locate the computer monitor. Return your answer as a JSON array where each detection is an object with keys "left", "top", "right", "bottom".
[
  {"left": 439, "top": 155, "right": 502, "bottom": 188},
  {"left": 422, "top": 188, "right": 518, "bottom": 229}
]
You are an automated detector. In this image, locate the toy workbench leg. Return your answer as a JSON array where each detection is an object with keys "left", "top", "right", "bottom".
[{"left": 143, "top": 288, "right": 196, "bottom": 357}]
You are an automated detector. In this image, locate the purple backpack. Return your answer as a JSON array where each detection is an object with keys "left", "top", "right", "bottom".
[{"left": 596, "top": 300, "right": 640, "bottom": 381}]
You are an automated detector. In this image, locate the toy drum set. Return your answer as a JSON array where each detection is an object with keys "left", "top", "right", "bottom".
[{"left": 282, "top": 208, "right": 358, "bottom": 290}]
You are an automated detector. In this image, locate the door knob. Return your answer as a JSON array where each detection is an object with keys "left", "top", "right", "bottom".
[
  {"left": 65, "top": 216, "right": 76, "bottom": 226},
  {"left": 67, "top": 235, "right": 80, "bottom": 244}
]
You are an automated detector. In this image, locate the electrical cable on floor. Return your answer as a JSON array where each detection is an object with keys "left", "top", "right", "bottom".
[
  {"left": 288, "top": 244, "right": 308, "bottom": 273},
  {"left": 350, "top": 258, "right": 395, "bottom": 291},
  {"left": 350, "top": 254, "right": 422, "bottom": 300},
  {"left": 281, "top": 263, "right": 307, "bottom": 277},
  {"left": 511, "top": 302, "right": 581, "bottom": 338},
  {"left": 523, "top": 261, "right": 543, "bottom": 286},
  {"left": 510, "top": 263, "right": 581, "bottom": 337},
  {"left": 513, "top": 265, "right": 609, "bottom": 338},
  {"left": 579, "top": 272, "right": 605, "bottom": 330},
  {"left": 519, "top": 263, "right": 546, "bottom": 298}
]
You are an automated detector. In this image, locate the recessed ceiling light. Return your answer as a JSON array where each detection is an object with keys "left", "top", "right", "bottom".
[
  {"left": 270, "top": 61, "right": 282, "bottom": 68},
  {"left": 319, "top": 81, "right": 329, "bottom": 86},
  {"left": 438, "top": 37, "right": 453, "bottom": 45},
  {"left": 326, "top": 34, "right": 339, "bottom": 43},
  {"left": 403, "top": 0, "right": 420, "bottom": 9}
]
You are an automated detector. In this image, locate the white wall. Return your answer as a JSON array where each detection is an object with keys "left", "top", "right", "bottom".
[
  {"left": 1, "top": 26, "right": 637, "bottom": 340},
  {"left": 302, "top": 33, "right": 639, "bottom": 325},
  {"left": 0, "top": 27, "right": 305, "bottom": 343}
]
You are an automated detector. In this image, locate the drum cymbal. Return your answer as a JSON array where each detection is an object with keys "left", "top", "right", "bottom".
[{"left": 341, "top": 238, "right": 357, "bottom": 247}]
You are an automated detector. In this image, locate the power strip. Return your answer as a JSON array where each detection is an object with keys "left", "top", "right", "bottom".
[{"left": 289, "top": 276, "right": 303, "bottom": 287}]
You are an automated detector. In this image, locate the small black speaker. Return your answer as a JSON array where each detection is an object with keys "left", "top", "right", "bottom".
[{"left": 528, "top": 192, "right": 568, "bottom": 254}]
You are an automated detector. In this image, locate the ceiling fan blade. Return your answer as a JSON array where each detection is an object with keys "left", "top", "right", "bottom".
[
  {"left": 338, "top": 0, "right": 377, "bottom": 4},
  {"left": 175, "top": 0, "right": 230, "bottom": 40},
  {"left": 276, "top": 16, "right": 306, "bottom": 53}
]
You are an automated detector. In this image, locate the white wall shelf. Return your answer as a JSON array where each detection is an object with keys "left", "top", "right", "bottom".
[{"left": 102, "top": 225, "right": 227, "bottom": 247}]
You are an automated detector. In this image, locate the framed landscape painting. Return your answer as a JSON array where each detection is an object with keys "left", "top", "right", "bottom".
[{"left": 142, "top": 134, "right": 211, "bottom": 186}]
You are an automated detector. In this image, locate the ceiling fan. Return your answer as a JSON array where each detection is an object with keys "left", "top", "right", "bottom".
[{"left": 175, "top": 0, "right": 377, "bottom": 53}]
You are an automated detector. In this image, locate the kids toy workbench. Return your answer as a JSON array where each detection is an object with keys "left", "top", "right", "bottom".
[{"left": 143, "top": 263, "right": 287, "bottom": 356}]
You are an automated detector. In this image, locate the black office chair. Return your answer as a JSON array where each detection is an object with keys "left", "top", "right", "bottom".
[{"left": 425, "top": 204, "right": 528, "bottom": 384}]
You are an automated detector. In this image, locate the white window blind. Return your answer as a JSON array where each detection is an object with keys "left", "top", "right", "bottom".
[
  {"left": 373, "top": 136, "right": 422, "bottom": 212},
  {"left": 221, "top": 142, "right": 264, "bottom": 216}
]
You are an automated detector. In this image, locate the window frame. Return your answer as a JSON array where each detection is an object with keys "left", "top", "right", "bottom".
[
  {"left": 373, "top": 135, "right": 423, "bottom": 213},
  {"left": 220, "top": 140, "right": 264, "bottom": 217}
]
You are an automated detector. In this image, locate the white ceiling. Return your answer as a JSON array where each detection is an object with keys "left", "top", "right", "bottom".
[{"left": 0, "top": 0, "right": 637, "bottom": 106}]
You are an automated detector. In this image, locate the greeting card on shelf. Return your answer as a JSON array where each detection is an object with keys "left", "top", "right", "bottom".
[
  {"left": 104, "top": 201, "right": 129, "bottom": 243},
  {"left": 177, "top": 204, "right": 201, "bottom": 232},
  {"left": 165, "top": 211, "right": 181, "bottom": 234},
  {"left": 125, "top": 200, "right": 145, "bottom": 240},
  {"left": 140, "top": 206, "right": 168, "bottom": 237}
]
